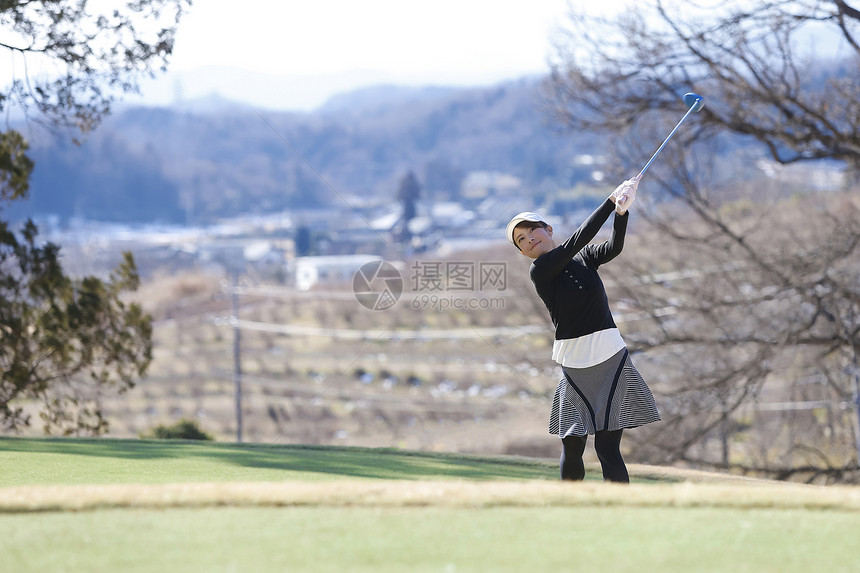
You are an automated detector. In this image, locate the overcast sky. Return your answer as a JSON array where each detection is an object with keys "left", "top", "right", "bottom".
[{"left": 135, "top": 0, "right": 625, "bottom": 111}]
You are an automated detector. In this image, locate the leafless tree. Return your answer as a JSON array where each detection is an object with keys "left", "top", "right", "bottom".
[
  {"left": 546, "top": 0, "right": 860, "bottom": 482},
  {"left": 2, "top": 0, "right": 190, "bottom": 137},
  {"left": 547, "top": 0, "right": 860, "bottom": 172}
]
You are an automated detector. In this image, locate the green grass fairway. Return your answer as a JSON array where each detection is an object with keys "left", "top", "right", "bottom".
[
  {"left": 4, "top": 505, "right": 860, "bottom": 573},
  {"left": 0, "top": 436, "right": 561, "bottom": 486},
  {"left": 2, "top": 437, "right": 860, "bottom": 573}
]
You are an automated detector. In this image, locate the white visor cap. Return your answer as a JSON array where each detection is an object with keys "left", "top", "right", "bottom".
[{"left": 506, "top": 212, "right": 548, "bottom": 245}]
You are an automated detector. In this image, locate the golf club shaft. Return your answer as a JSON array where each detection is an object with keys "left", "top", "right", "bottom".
[{"left": 634, "top": 97, "right": 702, "bottom": 182}]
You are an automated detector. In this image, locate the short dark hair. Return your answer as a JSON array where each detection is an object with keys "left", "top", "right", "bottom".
[{"left": 512, "top": 221, "right": 547, "bottom": 252}]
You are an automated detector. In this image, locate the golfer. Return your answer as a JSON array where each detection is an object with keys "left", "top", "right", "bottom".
[{"left": 506, "top": 180, "right": 660, "bottom": 483}]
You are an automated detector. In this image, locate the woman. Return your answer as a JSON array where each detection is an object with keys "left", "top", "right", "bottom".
[{"left": 506, "top": 180, "right": 660, "bottom": 482}]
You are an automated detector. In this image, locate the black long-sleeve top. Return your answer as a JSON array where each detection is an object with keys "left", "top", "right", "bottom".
[{"left": 529, "top": 198, "right": 627, "bottom": 342}]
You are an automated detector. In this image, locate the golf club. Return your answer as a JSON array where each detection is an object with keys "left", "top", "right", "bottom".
[{"left": 633, "top": 92, "right": 704, "bottom": 182}]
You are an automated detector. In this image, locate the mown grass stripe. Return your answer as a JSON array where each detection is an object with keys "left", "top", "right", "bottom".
[{"left": 3, "top": 479, "right": 859, "bottom": 514}]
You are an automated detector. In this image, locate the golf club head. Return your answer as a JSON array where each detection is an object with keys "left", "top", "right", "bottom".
[{"left": 684, "top": 92, "right": 704, "bottom": 112}]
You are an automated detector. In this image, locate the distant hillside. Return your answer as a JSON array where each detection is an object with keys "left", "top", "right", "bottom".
[
  {"left": 317, "top": 84, "right": 461, "bottom": 115},
  {"left": 10, "top": 76, "right": 599, "bottom": 225}
]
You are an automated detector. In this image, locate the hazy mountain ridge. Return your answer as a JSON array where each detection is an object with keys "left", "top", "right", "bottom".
[{"left": 10, "top": 76, "right": 596, "bottom": 225}]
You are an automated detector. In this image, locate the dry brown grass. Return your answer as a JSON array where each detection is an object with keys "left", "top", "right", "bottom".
[{"left": 3, "top": 473, "right": 859, "bottom": 514}]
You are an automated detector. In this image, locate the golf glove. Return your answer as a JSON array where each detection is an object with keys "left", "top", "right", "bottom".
[{"left": 613, "top": 179, "right": 638, "bottom": 215}]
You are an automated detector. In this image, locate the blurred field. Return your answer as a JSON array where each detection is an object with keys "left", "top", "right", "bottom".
[{"left": 11, "top": 260, "right": 572, "bottom": 459}]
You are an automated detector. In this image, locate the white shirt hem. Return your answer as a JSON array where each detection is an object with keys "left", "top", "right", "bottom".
[{"left": 552, "top": 328, "right": 626, "bottom": 368}]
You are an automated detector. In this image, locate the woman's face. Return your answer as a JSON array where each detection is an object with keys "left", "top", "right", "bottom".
[{"left": 513, "top": 223, "right": 554, "bottom": 259}]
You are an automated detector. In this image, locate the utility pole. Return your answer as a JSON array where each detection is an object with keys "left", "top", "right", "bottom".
[
  {"left": 232, "top": 270, "right": 243, "bottom": 443},
  {"left": 851, "top": 355, "right": 860, "bottom": 468}
]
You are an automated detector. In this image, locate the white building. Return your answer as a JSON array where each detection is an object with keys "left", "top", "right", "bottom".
[{"left": 294, "top": 254, "right": 383, "bottom": 291}]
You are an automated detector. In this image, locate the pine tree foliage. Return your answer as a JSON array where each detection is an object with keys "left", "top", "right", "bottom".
[{"left": 0, "top": 0, "right": 189, "bottom": 433}]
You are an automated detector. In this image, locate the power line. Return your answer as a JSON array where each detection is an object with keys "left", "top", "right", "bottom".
[{"left": 214, "top": 317, "right": 544, "bottom": 341}]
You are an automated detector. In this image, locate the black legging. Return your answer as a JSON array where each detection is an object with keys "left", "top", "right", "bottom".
[{"left": 560, "top": 429, "right": 629, "bottom": 483}]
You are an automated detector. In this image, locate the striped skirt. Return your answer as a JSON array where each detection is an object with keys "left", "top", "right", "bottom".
[{"left": 549, "top": 348, "right": 660, "bottom": 437}]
